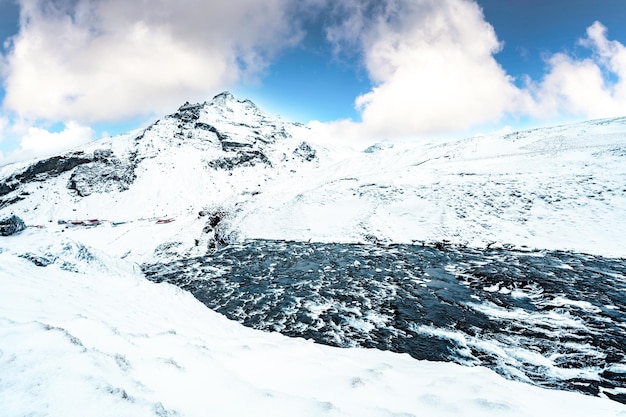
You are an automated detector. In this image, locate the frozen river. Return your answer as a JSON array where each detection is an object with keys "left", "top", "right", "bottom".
[{"left": 143, "top": 240, "right": 626, "bottom": 403}]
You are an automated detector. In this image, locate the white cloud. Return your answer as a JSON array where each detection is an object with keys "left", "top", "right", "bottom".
[
  {"left": 1, "top": 0, "right": 303, "bottom": 123},
  {"left": 529, "top": 21, "right": 626, "bottom": 119},
  {"left": 324, "top": 0, "right": 527, "bottom": 139},
  {"left": 0, "top": 121, "right": 94, "bottom": 166},
  {"left": 0, "top": 115, "right": 8, "bottom": 141},
  {"left": 324, "top": 2, "right": 626, "bottom": 140},
  {"left": 20, "top": 122, "right": 94, "bottom": 154},
  {"left": 2, "top": 0, "right": 625, "bottom": 151}
]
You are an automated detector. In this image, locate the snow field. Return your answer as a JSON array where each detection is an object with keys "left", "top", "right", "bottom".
[{"left": 1, "top": 233, "right": 625, "bottom": 417}]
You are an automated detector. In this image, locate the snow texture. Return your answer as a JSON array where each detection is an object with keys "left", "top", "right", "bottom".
[
  {"left": 1, "top": 92, "right": 626, "bottom": 415},
  {"left": 0, "top": 93, "right": 625, "bottom": 262},
  {"left": 142, "top": 240, "right": 626, "bottom": 401},
  {"left": 1, "top": 232, "right": 625, "bottom": 417}
]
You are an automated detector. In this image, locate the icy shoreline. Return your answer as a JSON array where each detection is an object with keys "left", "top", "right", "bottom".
[{"left": 1, "top": 232, "right": 625, "bottom": 416}]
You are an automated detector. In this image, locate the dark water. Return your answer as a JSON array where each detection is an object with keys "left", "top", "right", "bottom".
[{"left": 142, "top": 240, "right": 626, "bottom": 403}]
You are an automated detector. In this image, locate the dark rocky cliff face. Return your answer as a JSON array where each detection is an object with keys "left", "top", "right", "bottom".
[
  {"left": 0, "top": 153, "right": 94, "bottom": 209},
  {"left": 0, "top": 148, "right": 141, "bottom": 205},
  {"left": 0, "top": 153, "right": 93, "bottom": 198}
]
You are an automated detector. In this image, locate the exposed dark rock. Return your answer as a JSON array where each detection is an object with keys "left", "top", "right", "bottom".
[
  {"left": 0, "top": 215, "right": 26, "bottom": 236},
  {"left": 19, "top": 252, "right": 56, "bottom": 266},
  {"left": 0, "top": 181, "right": 14, "bottom": 197},
  {"left": 198, "top": 207, "right": 236, "bottom": 251},
  {"left": 207, "top": 210, "right": 225, "bottom": 228},
  {"left": 207, "top": 150, "right": 271, "bottom": 170},
  {"left": 154, "top": 241, "right": 184, "bottom": 259},
  {"left": 221, "top": 141, "right": 252, "bottom": 152},
  {"left": 363, "top": 234, "right": 380, "bottom": 244},
  {"left": 179, "top": 101, "right": 204, "bottom": 112},
  {"left": 67, "top": 149, "right": 136, "bottom": 197},
  {"left": 170, "top": 101, "right": 203, "bottom": 124},
  {"left": 0, "top": 153, "right": 92, "bottom": 198},
  {"left": 194, "top": 122, "right": 228, "bottom": 141},
  {"left": 206, "top": 223, "right": 238, "bottom": 251},
  {"left": 24, "top": 153, "right": 92, "bottom": 179},
  {"left": 93, "top": 148, "right": 114, "bottom": 160},
  {"left": 211, "top": 91, "right": 235, "bottom": 102},
  {"left": 272, "top": 127, "right": 290, "bottom": 141},
  {"left": 0, "top": 195, "right": 25, "bottom": 210},
  {"left": 255, "top": 135, "right": 272, "bottom": 145},
  {"left": 293, "top": 142, "right": 317, "bottom": 162}
]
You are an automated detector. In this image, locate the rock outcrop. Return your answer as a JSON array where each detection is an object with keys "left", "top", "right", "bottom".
[
  {"left": 0, "top": 215, "right": 26, "bottom": 236},
  {"left": 67, "top": 149, "right": 137, "bottom": 197},
  {"left": 0, "top": 153, "right": 92, "bottom": 198}
]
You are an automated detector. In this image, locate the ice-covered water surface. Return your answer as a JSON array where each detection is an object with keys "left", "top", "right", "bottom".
[{"left": 143, "top": 240, "right": 626, "bottom": 403}]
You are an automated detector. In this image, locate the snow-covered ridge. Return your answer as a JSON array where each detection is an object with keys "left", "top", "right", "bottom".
[
  {"left": 234, "top": 116, "right": 626, "bottom": 256},
  {"left": 0, "top": 92, "right": 625, "bottom": 261}
]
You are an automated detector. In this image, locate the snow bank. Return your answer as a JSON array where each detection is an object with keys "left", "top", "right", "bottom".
[{"left": 1, "top": 231, "right": 624, "bottom": 417}]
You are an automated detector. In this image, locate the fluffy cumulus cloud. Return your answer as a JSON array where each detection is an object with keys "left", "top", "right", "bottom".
[
  {"left": 1, "top": 0, "right": 626, "bottom": 160},
  {"left": 0, "top": 121, "right": 94, "bottom": 164},
  {"left": 20, "top": 122, "right": 94, "bottom": 154},
  {"left": 1, "top": 0, "right": 304, "bottom": 123},
  {"left": 324, "top": 0, "right": 527, "bottom": 139},
  {"left": 530, "top": 22, "right": 626, "bottom": 119},
  {"left": 322, "top": 0, "right": 626, "bottom": 140}
]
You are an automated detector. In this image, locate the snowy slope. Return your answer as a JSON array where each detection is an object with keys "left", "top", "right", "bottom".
[
  {"left": 234, "top": 117, "right": 626, "bottom": 257},
  {"left": 1, "top": 231, "right": 625, "bottom": 417},
  {"left": 0, "top": 92, "right": 324, "bottom": 262},
  {"left": 1, "top": 94, "right": 625, "bottom": 260}
]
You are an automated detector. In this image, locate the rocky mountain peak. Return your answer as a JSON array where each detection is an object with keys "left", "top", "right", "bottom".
[
  {"left": 207, "top": 91, "right": 261, "bottom": 115},
  {"left": 0, "top": 90, "right": 321, "bottom": 225},
  {"left": 170, "top": 92, "right": 261, "bottom": 125},
  {"left": 211, "top": 91, "right": 235, "bottom": 101}
]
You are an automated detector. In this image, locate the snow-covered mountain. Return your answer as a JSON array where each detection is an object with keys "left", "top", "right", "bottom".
[
  {"left": 1, "top": 91, "right": 626, "bottom": 261},
  {"left": 0, "top": 91, "right": 323, "bottom": 261},
  {"left": 1, "top": 92, "right": 626, "bottom": 415}
]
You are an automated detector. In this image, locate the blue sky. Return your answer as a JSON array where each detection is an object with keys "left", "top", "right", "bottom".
[
  {"left": 243, "top": 0, "right": 626, "bottom": 123},
  {"left": 1, "top": 0, "right": 626, "bottom": 163}
]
